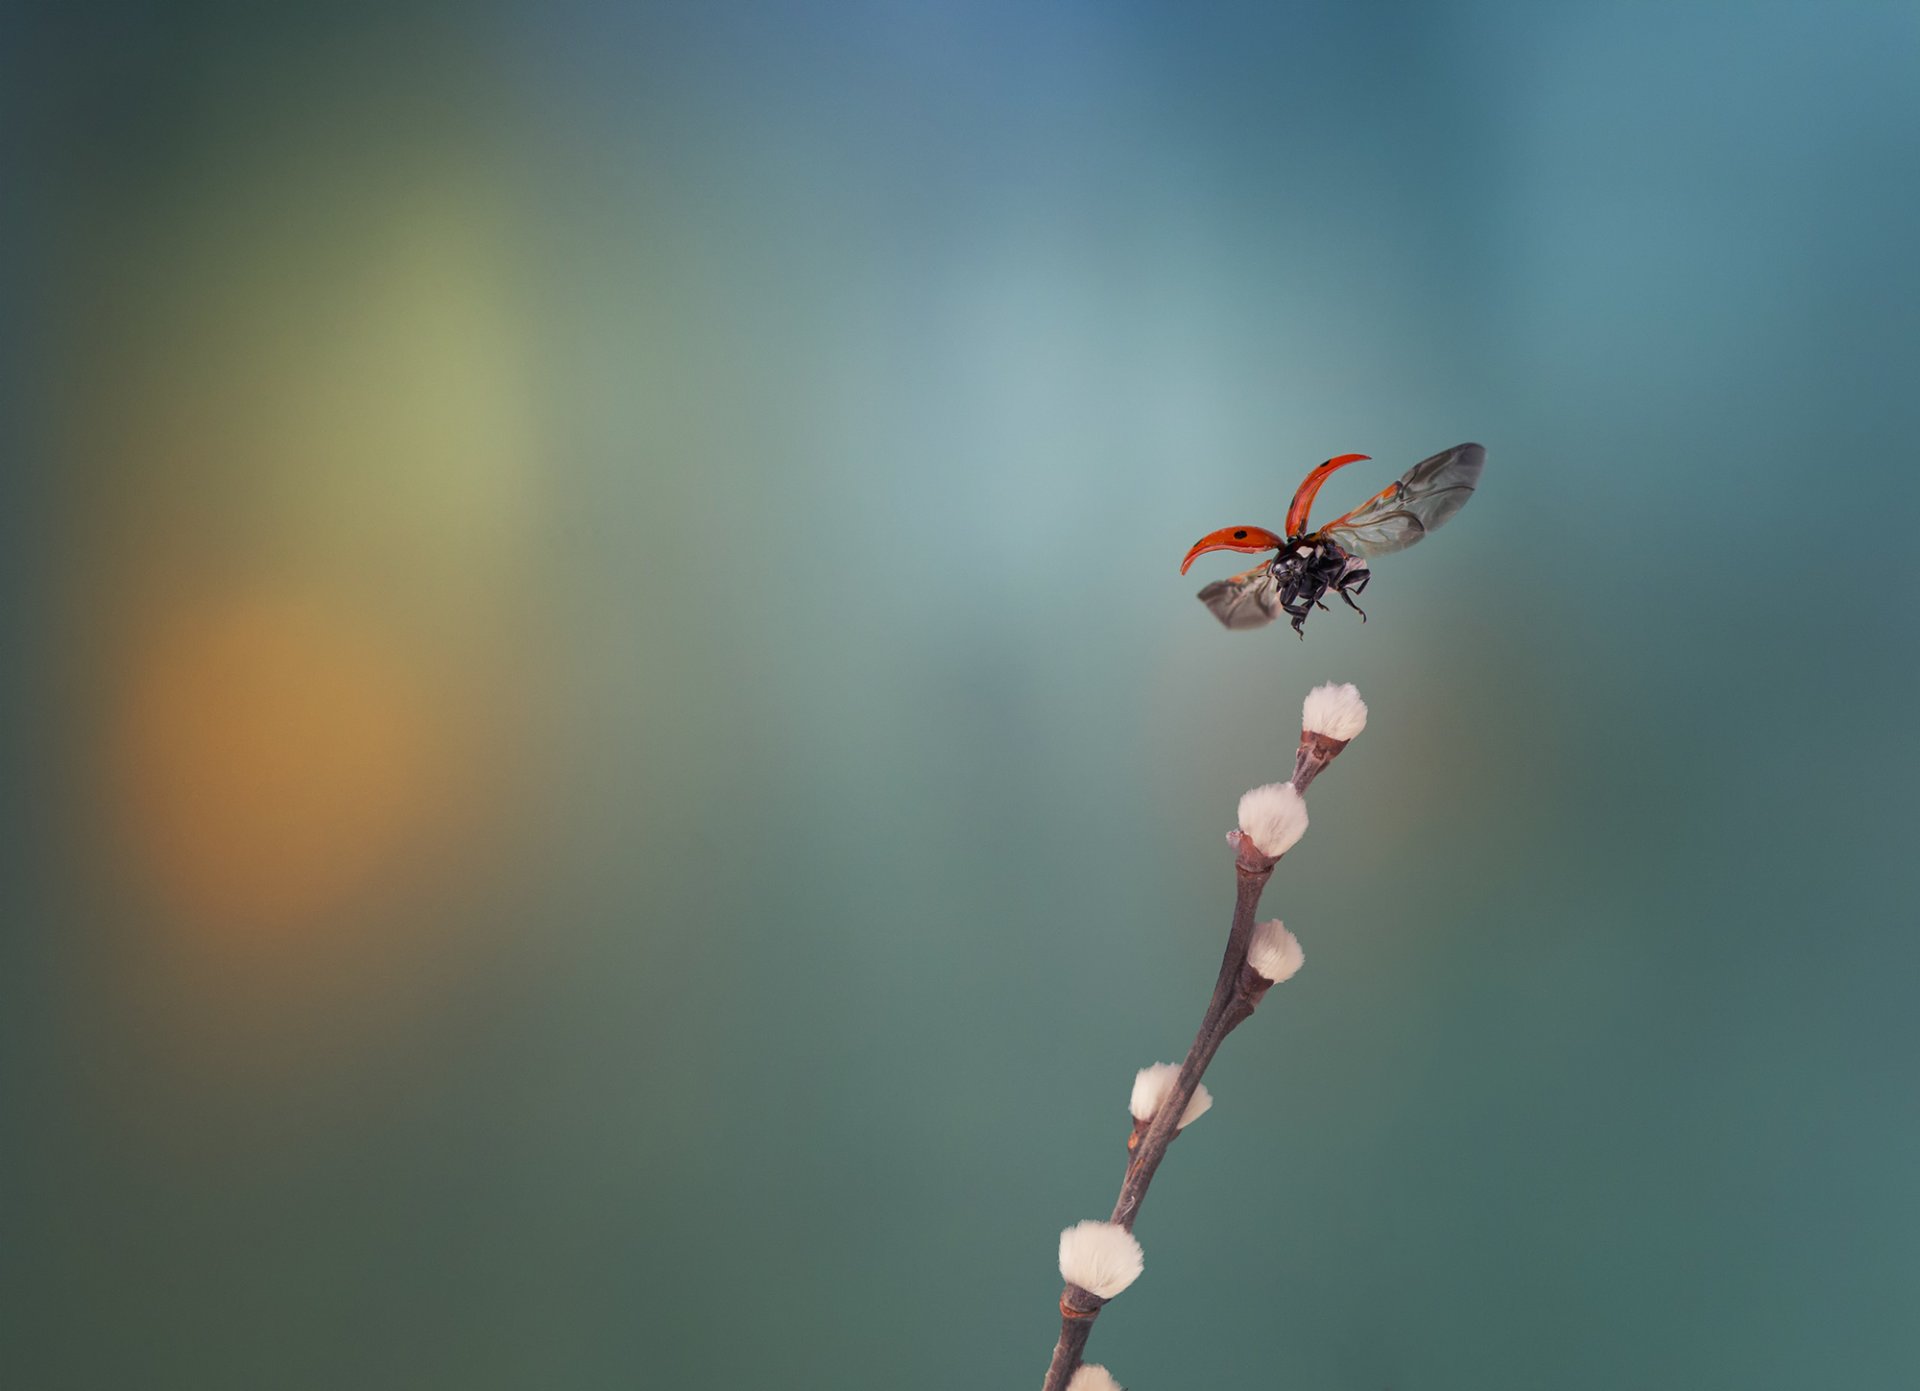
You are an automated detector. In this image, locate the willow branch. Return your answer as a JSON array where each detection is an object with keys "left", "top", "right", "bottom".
[
  {"left": 1042, "top": 1292, "right": 1100, "bottom": 1391},
  {"left": 1039, "top": 686, "right": 1363, "bottom": 1391},
  {"left": 1109, "top": 843, "right": 1273, "bottom": 1230},
  {"left": 1039, "top": 833, "right": 1282, "bottom": 1391}
]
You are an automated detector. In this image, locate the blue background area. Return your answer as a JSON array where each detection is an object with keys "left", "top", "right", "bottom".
[{"left": 10, "top": 3, "right": 1920, "bottom": 1386}]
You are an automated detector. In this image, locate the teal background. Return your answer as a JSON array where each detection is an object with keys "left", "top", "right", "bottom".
[{"left": 9, "top": 3, "right": 1920, "bottom": 1388}]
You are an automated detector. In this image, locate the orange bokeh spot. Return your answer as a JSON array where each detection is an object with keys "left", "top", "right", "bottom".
[{"left": 110, "top": 587, "right": 444, "bottom": 936}]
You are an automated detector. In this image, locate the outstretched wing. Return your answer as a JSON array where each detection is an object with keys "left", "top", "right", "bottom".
[
  {"left": 1319, "top": 442, "right": 1485, "bottom": 558},
  {"left": 1197, "top": 566, "right": 1283, "bottom": 630}
]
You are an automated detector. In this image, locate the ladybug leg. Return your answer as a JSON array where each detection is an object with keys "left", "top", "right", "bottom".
[
  {"left": 1282, "top": 590, "right": 1313, "bottom": 637},
  {"left": 1333, "top": 556, "right": 1371, "bottom": 620}
]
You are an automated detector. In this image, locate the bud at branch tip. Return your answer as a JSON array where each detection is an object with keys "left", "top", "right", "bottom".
[{"left": 1302, "top": 681, "right": 1367, "bottom": 742}]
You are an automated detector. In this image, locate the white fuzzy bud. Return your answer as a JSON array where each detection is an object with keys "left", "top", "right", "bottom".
[
  {"left": 1247, "top": 919, "right": 1304, "bottom": 983},
  {"left": 1057, "top": 1220, "right": 1144, "bottom": 1299},
  {"left": 1129, "top": 1063, "right": 1213, "bottom": 1130},
  {"left": 1067, "top": 1366, "right": 1124, "bottom": 1391},
  {"left": 1302, "top": 681, "right": 1368, "bottom": 741},
  {"left": 1237, "top": 782, "right": 1308, "bottom": 858}
]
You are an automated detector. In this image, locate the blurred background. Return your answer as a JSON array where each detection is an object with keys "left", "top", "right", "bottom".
[{"left": 7, "top": 2, "right": 1919, "bottom": 1387}]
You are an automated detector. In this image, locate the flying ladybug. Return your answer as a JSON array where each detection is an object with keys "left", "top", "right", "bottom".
[{"left": 1180, "top": 442, "right": 1485, "bottom": 636}]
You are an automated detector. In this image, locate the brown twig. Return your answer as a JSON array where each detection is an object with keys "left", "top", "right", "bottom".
[
  {"left": 1041, "top": 1288, "right": 1103, "bottom": 1390},
  {"left": 1108, "top": 837, "right": 1274, "bottom": 1232},
  {"left": 1038, "top": 753, "right": 1331, "bottom": 1391}
]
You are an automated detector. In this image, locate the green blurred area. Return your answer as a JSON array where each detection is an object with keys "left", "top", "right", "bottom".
[{"left": 8, "top": 3, "right": 1920, "bottom": 1388}]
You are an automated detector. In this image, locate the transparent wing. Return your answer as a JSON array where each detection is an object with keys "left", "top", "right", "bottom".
[
  {"left": 1196, "top": 566, "right": 1283, "bottom": 630},
  {"left": 1320, "top": 442, "right": 1485, "bottom": 558}
]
